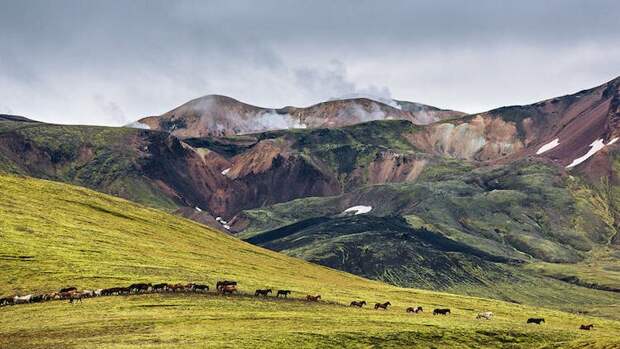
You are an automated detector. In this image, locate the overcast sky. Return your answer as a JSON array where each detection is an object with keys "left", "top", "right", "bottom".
[{"left": 1, "top": 0, "right": 619, "bottom": 125}]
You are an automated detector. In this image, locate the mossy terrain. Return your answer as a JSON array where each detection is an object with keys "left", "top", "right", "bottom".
[
  {"left": 0, "top": 119, "right": 179, "bottom": 210},
  {"left": 237, "top": 160, "right": 620, "bottom": 318},
  {"left": 1, "top": 173, "right": 619, "bottom": 348}
]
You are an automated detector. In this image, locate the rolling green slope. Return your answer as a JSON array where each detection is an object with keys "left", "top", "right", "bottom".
[{"left": 1, "top": 173, "right": 619, "bottom": 348}]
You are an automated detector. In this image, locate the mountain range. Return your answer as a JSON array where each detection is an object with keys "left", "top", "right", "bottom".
[{"left": 1, "top": 76, "right": 619, "bottom": 314}]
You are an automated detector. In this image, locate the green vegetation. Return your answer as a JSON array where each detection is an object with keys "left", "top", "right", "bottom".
[
  {"left": 0, "top": 120, "right": 179, "bottom": 210},
  {"left": 1, "top": 173, "right": 619, "bottom": 348}
]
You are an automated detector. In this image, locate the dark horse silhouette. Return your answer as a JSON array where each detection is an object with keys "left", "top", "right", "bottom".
[
  {"left": 579, "top": 324, "right": 594, "bottom": 330},
  {"left": 433, "top": 308, "right": 450, "bottom": 315},
  {"left": 276, "top": 290, "right": 291, "bottom": 298},
  {"left": 375, "top": 301, "right": 391, "bottom": 310},
  {"left": 60, "top": 287, "right": 77, "bottom": 293},
  {"left": 306, "top": 295, "right": 321, "bottom": 302},
  {"left": 255, "top": 289, "right": 272, "bottom": 297},
  {"left": 407, "top": 306, "right": 423, "bottom": 313},
  {"left": 527, "top": 318, "right": 545, "bottom": 324},
  {"left": 350, "top": 301, "right": 367, "bottom": 308}
]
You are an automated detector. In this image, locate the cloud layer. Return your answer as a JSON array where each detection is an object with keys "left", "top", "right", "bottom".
[{"left": 1, "top": 0, "right": 618, "bottom": 125}]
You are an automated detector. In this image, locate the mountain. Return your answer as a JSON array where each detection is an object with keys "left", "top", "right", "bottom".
[
  {"left": 1, "top": 77, "right": 619, "bottom": 317},
  {"left": 5, "top": 174, "right": 619, "bottom": 348},
  {"left": 134, "top": 95, "right": 465, "bottom": 138}
]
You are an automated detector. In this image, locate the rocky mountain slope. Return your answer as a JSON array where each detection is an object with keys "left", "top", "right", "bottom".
[{"left": 134, "top": 95, "right": 465, "bottom": 137}]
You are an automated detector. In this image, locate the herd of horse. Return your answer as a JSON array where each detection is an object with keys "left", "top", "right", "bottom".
[{"left": 0, "top": 281, "right": 596, "bottom": 330}]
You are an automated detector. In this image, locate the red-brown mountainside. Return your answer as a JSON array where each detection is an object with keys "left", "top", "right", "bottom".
[
  {"left": 1, "top": 77, "right": 618, "bottom": 225},
  {"left": 134, "top": 95, "right": 465, "bottom": 138}
]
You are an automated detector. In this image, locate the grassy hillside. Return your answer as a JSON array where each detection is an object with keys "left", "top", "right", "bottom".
[{"left": 1, "top": 173, "right": 619, "bottom": 348}]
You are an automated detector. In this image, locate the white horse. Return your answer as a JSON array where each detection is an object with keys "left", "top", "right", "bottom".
[
  {"left": 476, "top": 311, "right": 493, "bottom": 320},
  {"left": 13, "top": 295, "right": 32, "bottom": 304}
]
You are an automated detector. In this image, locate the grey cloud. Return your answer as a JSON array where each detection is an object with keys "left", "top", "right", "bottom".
[{"left": 0, "top": 1, "right": 618, "bottom": 125}]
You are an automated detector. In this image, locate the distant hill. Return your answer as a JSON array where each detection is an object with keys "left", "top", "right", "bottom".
[{"left": 133, "top": 95, "right": 465, "bottom": 138}]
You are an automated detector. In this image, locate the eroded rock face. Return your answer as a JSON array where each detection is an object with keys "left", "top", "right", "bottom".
[{"left": 409, "top": 115, "right": 524, "bottom": 161}]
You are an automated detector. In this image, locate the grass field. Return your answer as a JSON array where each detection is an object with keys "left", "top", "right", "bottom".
[{"left": 1, "top": 173, "right": 619, "bottom": 348}]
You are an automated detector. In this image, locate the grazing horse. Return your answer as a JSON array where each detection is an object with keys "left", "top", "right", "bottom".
[
  {"left": 406, "top": 306, "right": 423, "bottom": 313},
  {"left": 580, "top": 324, "right": 594, "bottom": 330},
  {"left": 350, "top": 301, "right": 367, "bottom": 308},
  {"left": 60, "top": 287, "right": 77, "bottom": 293},
  {"left": 375, "top": 301, "right": 391, "bottom": 310},
  {"left": 255, "top": 289, "right": 272, "bottom": 297},
  {"left": 276, "top": 290, "right": 291, "bottom": 298},
  {"left": 476, "top": 311, "right": 493, "bottom": 320},
  {"left": 306, "top": 295, "right": 321, "bottom": 302},
  {"left": 433, "top": 308, "right": 451, "bottom": 315},
  {"left": 527, "top": 318, "right": 545, "bottom": 324},
  {"left": 13, "top": 295, "right": 32, "bottom": 304}
]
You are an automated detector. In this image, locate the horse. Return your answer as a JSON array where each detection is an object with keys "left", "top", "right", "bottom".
[
  {"left": 527, "top": 318, "right": 545, "bottom": 324},
  {"left": 306, "top": 295, "right": 321, "bottom": 302},
  {"left": 350, "top": 301, "right": 367, "bottom": 308},
  {"left": 193, "top": 284, "right": 209, "bottom": 293},
  {"left": 0, "top": 296, "right": 15, "bottom": 306},
  {"left": 433, "top": 308, "right": 451, "bottom": 315},
  {"left": 30, "top": 294, "right": 45, "bottom": 303},
  {"left": 406, "top": 306, "right": 423, "bottom": 313},
  {"left": 476, "top": 311, "right": 493, "bottom": 320},
  {"left": 276, "top": 290, "right": 291, "bottom": 298},
  {"left": 216, "top": 280, "right": 237, "bottom": 292},
  {"left": 94, "top": 289, "right": 104, "bottom": 297},
  {"left": 255, "top": 289, "right": 272, "bottom": 297},
  {"left": 68, "top": 293, "right": 83, "bottom": 304},
  {"left": 579, "top": 324, "right": 594, "bottom": 330},
  {"left": 60, "top": 287, "right": 77, "bottom": 293},
  {"left": 13, "top": 295, "right": 32, "bottom": 304},
  {"left": 129, "top": 283, "right": 152, "bottom": 293},
  {"left": 220, "top": 284, "right": 237, "bottom": 295},
  {"left": 375, "top": 301, "right": 391, "bottom": 310},
  {"left": 152, "top": 283, "right": 169, "bottom": 292}
]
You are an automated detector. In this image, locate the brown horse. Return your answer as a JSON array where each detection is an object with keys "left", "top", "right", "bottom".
[
  {"left": 306, "top": 295, "right": 321, "bottom": 302},
  {"left": 68, "top": 293, "right": 83, "bottom": 304},
  {"left": 375, "top": 301, "right": 391, "bottom": 310},
  {"left": 406, "top": 306, "right": 423, "bottom": 313},
  {"left": 221, "top": 285, "right": 237, "bottom": 295},
  {"left": 255, "top": 289, "right": 272, "bottom": 297},
  {"left": 350, "top": 300, "right": 367, "bottom": 308},
  {"left": 580, "top": 324, "right": 594, "bottom": 330},
  {"left": 276, "top": 290, "right": 291, "bottom": 298}
]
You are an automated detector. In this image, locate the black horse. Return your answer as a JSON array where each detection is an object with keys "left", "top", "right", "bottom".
[
  {"left": 255, "top": 289, "right": 272, "bottom": 297},
  {"left": 350, "top": 300, "right": 367, "bottom": 308},
  {"left": 527, "top": 318, "right": 545, "bottom": 324},
  {"left": 276, "top": 290, "right": 291, "bottom": 298},
  {"left": 433, "top": 308, "right": 451, "bottom": 315},
  {"left": 375, "top": 301, "right": 391, "bottom": 310}
]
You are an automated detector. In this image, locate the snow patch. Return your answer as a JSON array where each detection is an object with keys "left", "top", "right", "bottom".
[
  {"left": 221, "top": 168, "right": 231, "bottom": 175},
  {"left": 343, "top": 205, "right": 372, "bottom": 215},
  {"left": 566, "top": 139, "right": 612, "bottom": 169},
  {"left": 195, "top": 207, "right": 202, "bottom": 212},
  {"left": 536, "top": 138, "right": 560, "bottom": 155},
  {"left": 223, "top": 224, "right": 231, "bottom": 230}
]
